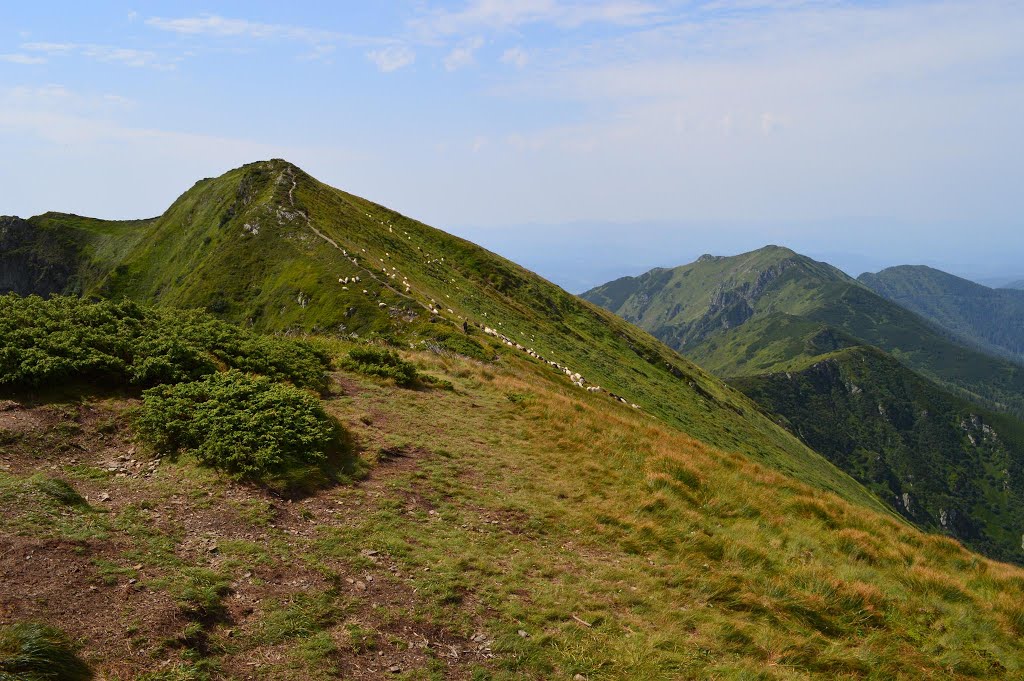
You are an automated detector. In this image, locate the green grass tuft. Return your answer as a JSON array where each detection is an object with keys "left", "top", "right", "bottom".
[{"left": 0, "top": 622, "right": 92, "bottom": 681}]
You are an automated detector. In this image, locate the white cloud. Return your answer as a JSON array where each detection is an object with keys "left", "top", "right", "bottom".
[
  {"left": 0, "top": 53, "right": 46, "bottom": 65},
  {"left": 500, "top": 46, "right": 529, "bottom": 68},
  {"left": 366, "top": 45, "right": 416, "bottom": 72},
  {"left": 444, "top": 37, "right": 484, "bottom": 71},
  {"left": 145, "top": 13, "right": 383, "bottom": 48},
  {"left": 299, "top": 44, "right": 337, "bottom": 62},
  {"left": 2, "top": 85, "right": 134, "bottom": 114},
  {"left": 144, "top": 13, "right": 392, "bottom": 63},
  {"left": 20, "top": 42, "right": 75, "bottom": 55},
  {"left": 148, "top": 14, "right": 328, "bottom": 41},
  {"left": 414, "top": 0, "right": 660, "bottom": 38},
  {"left": 21, "top": 42, "right": 172, "bottom": 69}
]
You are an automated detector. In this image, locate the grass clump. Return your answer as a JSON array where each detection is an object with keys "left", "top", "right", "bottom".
[
  {"left": 257, "top": 591, "right": 340, "bottom": 644},
  {"left": 169, "top": 568, "right": 234, "bottom": 621},
  {"left": 137, "top": 370, "right": 347, "bottom": 490},
  {"left": 0, "top": 622, "right": 92, "bottom": 681},
  {"left": 32, "top": 477, "right": 88, "bottom": 508},
  {"left": 0, "top": 294, "right": 329, "bottom": 393},
  {"left": 340, "top": 347, "right": 419, "bottom": 387}
]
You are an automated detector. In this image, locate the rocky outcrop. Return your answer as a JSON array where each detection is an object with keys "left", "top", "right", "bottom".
[
  {"left": 0, "top": 216, "right": 81, "bottom": 296},
  {"left": 673, "top": 259, "right": 797, "bottom": 349}
]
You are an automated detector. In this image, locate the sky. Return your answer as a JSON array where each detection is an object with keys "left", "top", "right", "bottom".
[{"left": 2, "top": 1, "right": 1022, "bottom": 291}]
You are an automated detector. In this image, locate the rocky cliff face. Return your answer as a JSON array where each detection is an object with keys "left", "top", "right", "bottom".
[{"left": 0, "top": 216, "right": 82, "bottom": 296}]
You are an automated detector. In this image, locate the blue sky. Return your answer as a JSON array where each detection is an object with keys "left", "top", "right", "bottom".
[{"left": 2, "top": 1, "right": 1022, "bottom": 290}]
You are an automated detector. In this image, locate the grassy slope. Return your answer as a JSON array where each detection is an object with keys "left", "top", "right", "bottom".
[
  {"left": 6, "top": 343, "right": 1024, "bottom": 678},
  {"left": 732, "top": 345, "right": 1024, "bottom": 563},
  {"left": 859, "top": 265, "right": 1024, "bottom": 365},
  {"left": 24, "top": 160, "right": 889, "bottom": 514},
  {"left": 583, "top": 247, "right": 1024, "bottom": 417}
]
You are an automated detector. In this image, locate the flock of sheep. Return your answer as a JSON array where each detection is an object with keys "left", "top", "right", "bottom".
[
  {"left": 478, "top": 325, "right": 641, "bottom": 410},
  {"left": 277, "top": 165, "right": 641, "bottom": 412}
]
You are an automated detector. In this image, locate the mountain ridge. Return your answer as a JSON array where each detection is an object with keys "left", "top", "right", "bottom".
[
  {"left": 583, "top": 246, "right": 1024, "bottom": 417},
  {"left": 0, "top": 160, "right": 892, "bottom": 515},
  {"left": 859, "top": 264, "right": 1024, "bottom": 364}
]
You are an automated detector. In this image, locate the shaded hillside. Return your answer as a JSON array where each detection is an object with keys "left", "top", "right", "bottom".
[
  {"left": 583, "top": 246, "right": 1024, "bottom": 417},
  {"left": 5, "top": 300, "right": 1024, "bottom": 677},
  {"left": 733, "top": 345, "right": 1024, "bottom": 563},
  {"left": 0, "top": 213, "right": 152, "bottom": 297},
  {"left": 860, "top": 265, "right": 1024, "bottom": 364},
  {"left": 0, "top": 161, "right": 889, "bottom": 515}
]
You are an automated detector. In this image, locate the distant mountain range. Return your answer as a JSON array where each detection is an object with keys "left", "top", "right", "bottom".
[
  {"left": 859, "top": 265, "right": 1024, "bottom": 364},
  {"left": 584, "top": 246, "right": 1024, "bottom": 561},
  {"left": 1005, "top": 280, "right": 1024, "bottom": 290}
]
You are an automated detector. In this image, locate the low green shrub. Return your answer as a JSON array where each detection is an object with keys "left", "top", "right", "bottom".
[
  {"left": 0, "top": 294, "right": 329, "bottom": 392},
  {"left": 0, "top": 622, "right": 92, "bottom": 681},
  {"left": 137, "top": 371, "right": 346, "bottom": 488},
  {"left": 340, "top": 347, "right": 418, "bottom": 387}
]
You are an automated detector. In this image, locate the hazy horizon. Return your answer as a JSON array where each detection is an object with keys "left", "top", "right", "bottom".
[{"left": 452, "top": 219, "right": 1024, "bottom": 293}]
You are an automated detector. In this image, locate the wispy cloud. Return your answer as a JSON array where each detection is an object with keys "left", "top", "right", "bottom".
[
  {"left": 146, "top": 14, "right": 341, "bottom": 44},
  {"left": 1, "top": 84, "right": 136, "bottom": 115},
  {"left": 366, "top": 45, "right": 416, "bottom": 72},
  {"left": 443, "top": 37, "right": 484, "bottom": 71},
  {"left": 21, "top": 42, "right": 173, "bottom": 69},
  {"left": 500, "top": 46, "right": 529, "bottom": 68},
  {"left": 145, "top": 13, "right": 396, "bottom": 63},
  {"left": 414, "top": 0, "right": 661, "bottom": 38},
  {"left": 0, "top": 53, "right": 47, "bottom": 65}
]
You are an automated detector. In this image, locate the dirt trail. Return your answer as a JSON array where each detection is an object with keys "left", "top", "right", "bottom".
[{"left": 282, "top": 167, "right": 439, "bottom": 317}]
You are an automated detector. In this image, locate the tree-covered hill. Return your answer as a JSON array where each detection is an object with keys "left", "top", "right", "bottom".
[{"left": 859, "top": 265, "right": 1024, "bottom": 365}]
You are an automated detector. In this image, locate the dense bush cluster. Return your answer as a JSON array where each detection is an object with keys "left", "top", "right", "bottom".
[
  {"left": 0, "top": 294, "right": 329, "bottom": 392},
  {"left": 136, "top": 370, "right": 341, "bottom": 482},
  {"left": 340, "top": 347, "right": 419, "bottom": 387}
]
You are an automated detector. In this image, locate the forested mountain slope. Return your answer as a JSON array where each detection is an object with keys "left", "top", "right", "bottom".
[{"left": 860, "top": 265, "right": 1024, "bottom": 364}]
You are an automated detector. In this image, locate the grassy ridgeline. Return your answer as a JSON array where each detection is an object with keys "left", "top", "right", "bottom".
[{"left": 7, "top": 161, "right": 893, "bottom": 516}]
